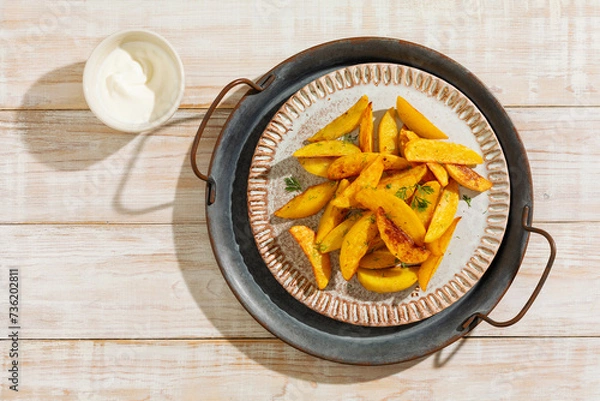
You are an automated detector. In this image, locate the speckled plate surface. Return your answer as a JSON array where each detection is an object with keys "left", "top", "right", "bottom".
[{"left": 247, "top": 63, "right": 510, "bottom": 327}]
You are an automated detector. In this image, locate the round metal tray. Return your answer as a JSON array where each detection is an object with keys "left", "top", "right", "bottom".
[{"left": 191, "top": 38, "right": 555, "bottom": 365}]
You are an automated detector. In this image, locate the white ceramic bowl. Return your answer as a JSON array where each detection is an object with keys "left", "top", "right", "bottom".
[{"left": 83, "top": 29, "right": 185, "bottom": 133}]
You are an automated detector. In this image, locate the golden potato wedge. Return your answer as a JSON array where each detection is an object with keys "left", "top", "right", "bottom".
[
  {"left": 359, "top": 249, "right": 399, "bottom": 269},
  {"left": 359, "top": 102, "right": 374, "bottom": 152},
  {"left": 317, "top": 212, "right": 361, "bottom": 253},
  {"left": 307, "top": 95, "right": 369, "bottom": 142},
  {"left": 397, "top": 125, "right": 410, "bottom": 157},
  {"left": 427, "top": 162, "right": 449, "bottom": 187},
  {"left": 375, "top": 207, "right": 430, "bottom": 264},
  {"left": 289, "top": 225, "right": 331, "bottom": 290},
  {"left": 293, "top": 140, "right": 361, "bottom": 158},
  {"left": 427, "top": 216, "right": 461, "bottom": 256},
  {"left": 444, "top": 163, "right": 493, "bottom": 192},
  {"left": 417, "top": 255, "right": 442, "bottom": 292},
  {"left": 377, "top": 164, "right": 428, "bottom": 201},
  {"left": 411, "top": 180, "right": 442, "bottom": 228},
  {"left": 378, "top": 107, "right": 399, "bottom": 155},
  {"left": 420, "top": 211, "right": 463, "bottom": 291},
  {"left": 331, "top": 156, "right": 385, "bottom": 209},
  {"left": 398, "top": 125, "right": 420, "bottom": 157},
  {"left": 424, "top": 180, "right": 460, "bottom": 243},
  {"left": 297, "top": 157, "right": 335, "bottom": 178},
  {"left": 419, "top": 217, "right": 461, "bottom": 290},
  {"left": 357, "top": 266, "right": 419, "bottom": 293},
  {"left": 396, "top": 95, "right": 449, "bottom": 139},
  {"left": 366, "top": 237, "right": 386, "bottom": 253},
  {"left": 355, "top": 187, "right": 426, "bottom": 245},
  {"left": 404, "top": 139, "right": 484, "bottom": 165},
  {"left": 340, "top": 211, "right": 379, "bottom": 280},
  {"left": 274, "top": 181, "right": 338, "bottom": 219},
  {"left": 315, "top": 179, "right": 350, "bottom": 243},
  {"left": 378, "top": 164, "right": 428, "bottom": 185},
  {"left": 327, "top": 152, "right": 410, "bottom": 180}
]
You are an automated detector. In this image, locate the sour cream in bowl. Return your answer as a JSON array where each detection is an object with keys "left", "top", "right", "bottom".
[{"left": 83, "top": 29, "right": 185, "bottom": 133}]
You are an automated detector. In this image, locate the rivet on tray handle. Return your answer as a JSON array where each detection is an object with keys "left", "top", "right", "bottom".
[
  {"left": 190, "top": 76, "right": 275, "bottom": 184},
  {"left": 461, "top": 205, "right": 557, "bottom": 332}
]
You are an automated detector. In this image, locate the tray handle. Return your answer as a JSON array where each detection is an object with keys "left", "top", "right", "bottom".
[
  {"left": 191, "top": 76, "right": 274, "bottom": 183},
  {"left": 461, "top": 205, "right": 556, "bottom": 331}
]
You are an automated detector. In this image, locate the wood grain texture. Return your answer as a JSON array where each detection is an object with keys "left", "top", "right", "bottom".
[
  {"left": 1, "top": 338, "right": 599, "bottom": 400},
  {"left": 0, "top": 221, "right": 593, "bottom": 338},
  {"left": 0, "top": 109, "right": 220, "bottom": 224},
  {"left": 1, "top": 1, "right": 600, "bottom": 109},
  {"left": 2, "top": 107, "right": 599, "bottom": 224},
  {"left": 1, "top": 1, "right": 599, "bottom": 398}
]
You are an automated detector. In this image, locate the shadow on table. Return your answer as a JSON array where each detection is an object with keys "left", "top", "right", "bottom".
[{"left": 18, "top": 62, "right": 140, "bottom": 171}]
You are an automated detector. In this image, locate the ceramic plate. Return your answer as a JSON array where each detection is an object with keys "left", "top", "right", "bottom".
[{"left": 247, "top": 63, "right": 510, "bottom": 327}]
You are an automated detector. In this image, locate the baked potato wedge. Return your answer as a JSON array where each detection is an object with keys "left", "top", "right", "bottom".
[
  {"left": 307, "top": 95, "right": 369, "bottom": 142},
  {"left": 356, "top": 265, "right": 419, "bottom": 293},
  {"left": 327, "top": 152, "right": 410, "bottom": 180},
  {"left": 340, "top": 211, "right": 379, "bottom": 280},
  {"left": 355, "top": 187, "right": 426, "bottom": 245},
  {"left": 411, "top": 180, "right": 442, "bottom": 228},
  {"left": 315, "top": 179, "right": 350, "bottom": 243},
  {"left": 375, "top": 207, "right": 430, "bottom": 264},
  {"left": 427, "top": 216, "right": 461, "bottom": 256},
  {"left": 378, "top": 107, "right": 399, "bottom": 155},
  {"left": 359, "top": 101, "right": 374, "bottom": 152},
  {"left": 359, "top": 249, "right": 399, "bottom": 269},
  {"left": 289, "top": 225, "right": 331, "bottom": 290},
  {"left": 377, "top": 164, "right": 428, "bottom": 201},
  {"left": 297, "top": 157, "right": 335, "bottom": 178},
  {"left": 427, "top": 162, "right": 449, "bottom": 187},
  {"left": 404, "top": 138, "right": 484, "bottom": 165},
  {"left": 416, "top": 256, "right": 442, "bottom": 292},
  {"left": 293, "top": 140, "right": 361, "bottom": 158},
  {"left": 274, "top": 181, "right": 338, "bottom": 219},
  {"left": 331, "top": 156, "right": 385, "bottom": 209},
  {"left": 444, "top": 163, "right": 493, "bottom": 192},
  {"left": 424, "top": 180, "right": 460, "bottom": 243},
  {"left": 396, "top": 95, "right": 449, "bottom": 139},
  {"left": 398, "top": 125, "right": 420, "bottom": 157},
  {"left": 317, "top": 212, "right": 361, "bottom": 253},
  {"left": 419, "top": 216, "right": 461, "bottom": 290}
]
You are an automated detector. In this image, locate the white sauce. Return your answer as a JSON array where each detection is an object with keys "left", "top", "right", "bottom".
[{"left": 97, "top": 41, "right": 180, "bottom": 125}]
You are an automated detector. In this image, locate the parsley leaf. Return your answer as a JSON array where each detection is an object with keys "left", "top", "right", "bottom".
[
  {"left": 462, "top": 194, "right": 472, "bottom": 207},
  {"left": 395, "top": 186, "right": 409, "bottom": 200},
  {"left": 415, "top": 184, "right": 434, "bottom": 195},
  {"left": 410, "top": 184, "right": 433, "bottom": 212},
  {"left": 411, "top": 196, "right": 431, "bottom": 211}
]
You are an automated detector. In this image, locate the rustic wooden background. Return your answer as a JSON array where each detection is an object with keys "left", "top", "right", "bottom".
[{"left": 1, "top": 1, "right": 599, "bottom": 400}]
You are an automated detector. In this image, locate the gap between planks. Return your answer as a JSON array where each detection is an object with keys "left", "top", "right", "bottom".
[{"left": 1, "top": 335, "right": 599, "bottom": 343}]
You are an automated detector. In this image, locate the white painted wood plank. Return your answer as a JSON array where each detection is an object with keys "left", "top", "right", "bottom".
[
  {"left": 1, "top": 338, "right": 598, "bottom": 400},
  {"left": 509, "top": 107, "right": 600, "bottom": 222},
  {"left": 0, "top": 223, "right": 270, "bottom": 339},
  {"left": 1, "top": 1, "right": 600, "bottom": 109},
  {"left": 0, "top": 109, "right": 219, "bottom": 224},
  {"left": 0, "top": 222, "right": 594, "bottom": 338}
]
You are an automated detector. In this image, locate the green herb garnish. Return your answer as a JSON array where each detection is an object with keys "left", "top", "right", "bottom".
[
  {"left": 411, "top": 184, "right": 434, "bottom": 212},
  {"left": 284, "top": 176, "right": 302, "bottom": 192},
  {"left": 341, "top": 133, "right": 358, "bottom": 143},
  {"left": 462, "top": 194, "right": 472, "bottom": 207},
  {"left": 411, "top": 196, "right": 432, "bottom": 212},
  {"left": 395, "top": 186, "right": 409, "bottom": 200}
]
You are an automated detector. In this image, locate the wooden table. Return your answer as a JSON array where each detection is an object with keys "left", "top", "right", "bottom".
[{"left": 1, "top": 1, "right": 598, "bottom": 399}]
